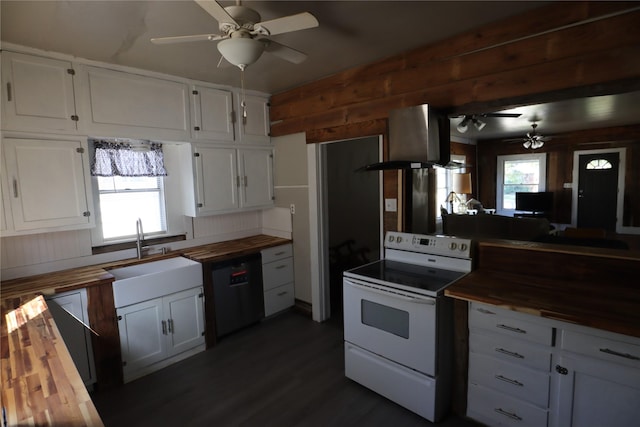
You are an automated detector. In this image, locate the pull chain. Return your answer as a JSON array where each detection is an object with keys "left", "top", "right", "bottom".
[{"left": 240, "top": 65, "right": 247, "bottom": 121}]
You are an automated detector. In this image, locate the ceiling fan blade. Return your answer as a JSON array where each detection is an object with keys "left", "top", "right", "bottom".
[
  {"left": 263, "top": 40, "right": 308, "bottom": 64},
  {"left": 254, "top": 12, "right": 319, "bottom": 36},
  {"left": 151, "top": 33, "right": 225, "bottom": 44},
  {"left": 194, "top": 0, "right": 238, "bottom": 26}
]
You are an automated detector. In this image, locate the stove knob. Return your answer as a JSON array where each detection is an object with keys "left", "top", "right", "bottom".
[
  {"left": 388, "top": 235, "right": 395, "bottom": 242},
  {"left": 459, "top": 243, "right": 468, "bottom": 251},
  {"left": 396, "top": 236, "right": 403, "bottom": 243},
  {"left": 449, "top": 242, "right": 458, "bottom": 250}
]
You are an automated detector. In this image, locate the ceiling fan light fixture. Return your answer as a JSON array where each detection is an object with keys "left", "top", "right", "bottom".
[{"left": 217, "top": 37, "right": 265, "bottom": 69}]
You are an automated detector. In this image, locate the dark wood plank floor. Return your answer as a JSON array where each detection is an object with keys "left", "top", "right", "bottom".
[{"left": 91, "top": 311, "right": 481, "bottom": 427}]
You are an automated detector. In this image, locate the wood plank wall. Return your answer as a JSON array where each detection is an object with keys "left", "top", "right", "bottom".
[{"left": 269, "top": 1, "right": 640, "bottom": 233}]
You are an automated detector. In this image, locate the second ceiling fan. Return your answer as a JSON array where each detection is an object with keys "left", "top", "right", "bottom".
[{"left": 151, "top": 0, "right": 319, "bottom": 69}]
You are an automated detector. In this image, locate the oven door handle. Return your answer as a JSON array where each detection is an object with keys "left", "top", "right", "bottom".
[{"left": 345, "top": 280, "right": 436, "bottom": 305}]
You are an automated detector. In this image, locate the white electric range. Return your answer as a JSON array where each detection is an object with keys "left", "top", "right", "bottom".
[{"left": 343, "top": 232, "right": 473, "bottom": 422}]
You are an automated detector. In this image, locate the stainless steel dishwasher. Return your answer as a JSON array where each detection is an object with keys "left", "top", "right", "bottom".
[{"left": 211, "top": 253, "right": 264, "bottom": 338}]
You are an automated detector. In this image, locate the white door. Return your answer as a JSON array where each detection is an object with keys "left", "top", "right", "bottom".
[
  {"left": 553, "top": 354, "right": 640, "bottom": 427},
  {"left": 191, "top": 86, "right": 234, "bottom": 141},
  {"left": 237, "top": 94, "right": 270, "bottom": 144},
  {"left": 117, "top": 298, "right": 167, "bottom": 376},
  {"left": 194, "top": 146, "right": 239, "bottom": 213},
  {"left": 164, "top": 287, "right": 205, "bottom": 357},
  {"left": 3, "top": 138, "right": 92, "bottom": 231},
  {"left": 239, "top": 148, "right": 274, "bottom": 208},
  {"left": 1, "top": 51, "right": 77, "bottom": 132},
  {"left": 46, "top": 290, "right": 96, "bottom": 386}
]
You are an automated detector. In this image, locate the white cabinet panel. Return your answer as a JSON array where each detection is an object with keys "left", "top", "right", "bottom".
[
  {"left": 1, "top": 51, "right": 77, "bottom": 132},
  {"left": 117, "top": 287, "right": 205, "bottom": 383},
  {"left": 239, "top": 148, "right": 274, "bottom": 209},
  {"left": 191, "top": 86, "right": 234, "bottom": 141},
  {"left": 2, "top": 137, "right": 93, "bottom": 233},
  {"left": 237, "top": 94, "right": 270, "bottom": 144},
  {"left": 468, "top": 383, "right": 549, "bottom": 427},
  {"left": 194, "top": 146, "right": 239, "bottom": 214},
  {"left": 264, "top": 282, "right": 295, "bottom": 315},
  {"left": 80, "top": 66, "right": 190, "bottom": 140},
  {"left": 261, "top": 243, "right": 294, "bottom": 316}
]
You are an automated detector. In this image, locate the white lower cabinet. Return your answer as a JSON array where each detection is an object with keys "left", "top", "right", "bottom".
[
  {"left": 46, "top": 289, "right": 96, "bottom": 388},
  {"left": 467, "top": 302, "right": 640, "bottom": 427},
  {"left": 117, "top": 286, "right": 205, "bottom": 382},
  {"left": 261, "top": 244, "right": 295, "bottom": 316}
]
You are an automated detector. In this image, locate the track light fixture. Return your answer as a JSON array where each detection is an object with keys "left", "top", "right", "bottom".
[{"left": 456, "top": 115, "right": 486, "bottom": 133}]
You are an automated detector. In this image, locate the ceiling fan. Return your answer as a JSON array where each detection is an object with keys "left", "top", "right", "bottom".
[
  {"left": 150, "top": 0, "right": 319, "bottom": 70},
  {"left": 453, "top": 113, "right": 522, "bottom": 133},
  {"left": 522, "top": 122, "right": 551, "bottom": 149}
]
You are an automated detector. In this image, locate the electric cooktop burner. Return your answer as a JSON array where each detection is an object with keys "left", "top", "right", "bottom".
[{"left": 345, "top": 259, "right": 467, "bottom": 296}]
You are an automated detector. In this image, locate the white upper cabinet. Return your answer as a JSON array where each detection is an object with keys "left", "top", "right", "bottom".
[
  {"left": 238, "top": 148, "right": 274, "bottom": 208},
  {"left": 77, "top": 65, "right": 190, "bottom": 140},
  {"left": 1, "top": 137, "right": 94, "bottom": 233},
  {"left": 190, "top": 85, "right": 235, "bottom": 142},
  {"left": 180, "top": 144, "right": 274, "bottom": 216},
  {"left": 237, "top": 94, "right": 271, "bottom": 144},
  {"left": 1, "top": 51, "right": 78, "bottom": 133}
]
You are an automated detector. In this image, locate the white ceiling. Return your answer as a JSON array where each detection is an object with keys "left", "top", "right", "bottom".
[{"left": 2, "top": 1, "right": 639, "bottom": 140}]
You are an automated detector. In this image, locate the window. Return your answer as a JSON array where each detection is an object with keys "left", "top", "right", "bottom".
[
  {"left": 586, "top": 159, "right": 612, "bottom": 170},
  {"left": 496, "top": 153, "right": 546, "bottom": 214},
  {"left": 90, "top": 139, "right": 170, "bottom": 245},
  {"left": 96, "top": 176, "right": 167, "bottom": 241},
  {"left": 435, "top": 154, "right": 466, "bottom": 218}
]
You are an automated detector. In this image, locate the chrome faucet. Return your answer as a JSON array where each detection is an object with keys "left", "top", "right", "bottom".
[{"left": 136, "top": 218, "right": 144, "bottom": 259}]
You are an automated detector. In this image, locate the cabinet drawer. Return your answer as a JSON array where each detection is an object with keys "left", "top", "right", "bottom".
[
  {"left": 262, "top": 258, "right": 294, "bottom": 291},
  {"left": 468, "top": 383, "right": 548, "bottom": 427},
  {"left": 561, "top": 329, "right": 640, "bottom": 369},
  {"left": 469, "top": 352, "right": 550, "bottom": 408},
  {"left": 470, "top": 330, "right": 552, "bottom": 371},
  {"left": 470, "top": 303, "right": 554, "bottom": 346},
  {"left": 261, "top": 244, "right": 292, "bottom": 264},
  {"left": 264, "top": 282, "right": 294, "bottom": 316}
]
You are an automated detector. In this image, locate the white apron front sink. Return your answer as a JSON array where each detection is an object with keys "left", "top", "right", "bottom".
[{"left": 110, "top": 257, "right": 203, "bottom": 308}]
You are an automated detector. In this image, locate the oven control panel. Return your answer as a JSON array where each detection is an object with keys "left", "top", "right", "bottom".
[{"left": 384, "top": 232, "right": 472, "bottom": 258}]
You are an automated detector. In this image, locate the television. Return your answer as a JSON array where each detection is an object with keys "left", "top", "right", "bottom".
[{"left": 515, "top": 191, "right": 553, "bottom": 213}]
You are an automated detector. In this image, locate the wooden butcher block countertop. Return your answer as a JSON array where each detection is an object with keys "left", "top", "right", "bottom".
[
  {"left": 0, "top": 234, "right": 290, "bottom": 426},
  {"left": 445, "top": 240, "right": 640, "bottom": 338},
  {"left": 1, "top": 295, "right": 104, "bottom": 426}
]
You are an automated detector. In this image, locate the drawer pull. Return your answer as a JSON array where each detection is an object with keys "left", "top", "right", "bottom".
[
  {"left": 477, "top": 307, "right": 496, "bottom": 315},
  {"left": 277, "top": 291, "right": 288, "bottom": 296},
  {"left": 275, "top": 251, "right": 286, "bottom": 256},
  {"left": 495, "top": 408, "right": 523, "bottom": 421},
  {"left": 495, "top": 374, "right": 524, "bottom": 387},
  {"left": 275, "top": 265, "right": 287, "bottom": 270},
  {"left": 497, "top": 324, "right": 527, "bottom": 334},
  {"left": 599, "top": 348, "right": 640, "bottom": 361},
  {"left": 161, "top": 320, "right": 167, "bottom": 335},
  {"left": 495, "top": 347, "right": 524, "bottom": 359}
]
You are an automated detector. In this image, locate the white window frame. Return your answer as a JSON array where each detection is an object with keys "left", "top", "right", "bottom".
[
  {"left": 496, "top": 153, "right": 546, "bottom": 216},
  {"left": 89, "top": 143, "right": 186, "bottom": 247}
]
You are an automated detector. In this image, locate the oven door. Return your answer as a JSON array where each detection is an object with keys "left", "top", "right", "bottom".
[{"left": 343, "top": 276, "right": 437, "bottom": 376}]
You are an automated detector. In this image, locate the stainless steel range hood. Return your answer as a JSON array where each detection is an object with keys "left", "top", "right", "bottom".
[{"left": 363, "top": 104, "right": 450, "bottom": 171}]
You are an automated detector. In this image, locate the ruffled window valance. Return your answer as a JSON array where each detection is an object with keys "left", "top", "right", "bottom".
[{"left": 91, "top": 139, "right": 167, "bottom": 177}]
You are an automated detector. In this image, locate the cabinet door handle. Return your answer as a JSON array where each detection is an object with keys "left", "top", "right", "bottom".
[
  {"left": 599, "top": 348, "right": 640, "bottom": 361},
  {"left": 495, "top": 347, "right": 524, "bottom": 359},
  {"left": 494, "top": 408, "right": 522, "bottom": 421},
  {"left": 168, "top": 319, "right": 174, "bottom": 334},
  {"left": 12, "top": 179, "right": 18, "bottom": 198},
  {"left": 6, "top": 82, "right": 12, "bottom": 102},
  {"left": 495, "top": 374, "right": 524, "bottom": 387},
  {"left": 162, "top": 320, "right": 167, "bottom": 335},
  {"left": 244, "top": 176, "right": 248, "bottom": 187},
  {"left": 496, "top": 324, "right": 527, "bottom": 334}
]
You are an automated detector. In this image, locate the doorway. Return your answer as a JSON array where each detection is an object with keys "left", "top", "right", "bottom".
[
  {"left": 572, "top": 148, "right": 626, "bottom": 233},
  {"left": 322, "top": 136, "right": 382, "bottom": 318}
]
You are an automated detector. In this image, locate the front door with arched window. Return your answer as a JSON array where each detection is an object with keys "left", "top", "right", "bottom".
[{"left": 577, "top": 152, "right": 619, "bottom": 231}]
